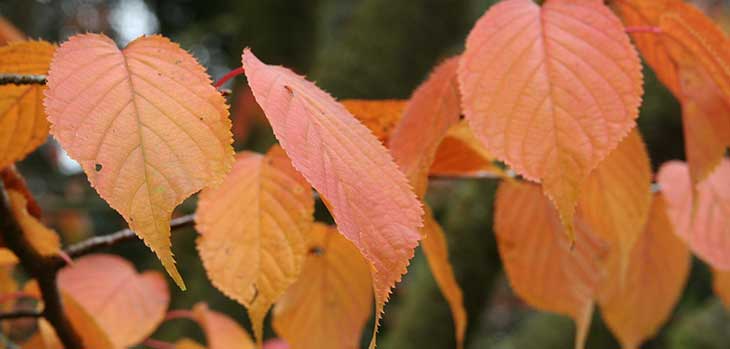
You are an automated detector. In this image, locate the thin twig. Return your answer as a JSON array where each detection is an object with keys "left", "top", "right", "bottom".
[
  {"left": 0, "top": 309, "right": 43, "bottom": 320},
  {"left": 0, "top": 74, "right": 46, "bottom": 85},
  {"left": 0, "top": 182, "right": 83, "bottom": 349},
  {"left": 61, "top": 214, "right": 196, "bottom": 260}
]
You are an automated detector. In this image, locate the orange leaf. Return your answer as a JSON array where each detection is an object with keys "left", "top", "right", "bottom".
[
  {"left": 195, "top": 146, "right": 313, "bottom": 343},
  {"left": 57, "top": 254, "right": 170, "bottom": 347},
  {"left": 429, "top": 121, "right": 502, "bottom": 178},
  {"left": 0, "top": 17, "right": 23, "bottom": 45},
  {"left": 713, "top": 269, "right": 730, "bottom": 309},
  {"left": 494, "top": 180, "right": 608, "bottom": 349},
  {"left": 421, "top": 209, "right": 467, "bottom": 349},
  {"left": 242, "top": 48, "right": 424, "bottom": 348},
  {"left": 0, "top": 41, "right": 54, "bottom": 169},
  {"left": 599, "top": 194, "right": 690, "bottom": 349},
  {"left": 657, "top": 159, "right": 730, "bottom": 269},
  {"left": 272, "top": 223, "right": 372, "bottom": 349},
  {"left": 44, "top": 34, "right": 235, "bottom": 289},
  {"left": 192, "top": 303, "right": 254, "bottom": 349},
  {"left": 614, "top": 0, "right": 730, "bottom": 183},
  {"left": 341, "top": 99, "right": 406, "bottom": 143},
  {"left": 389, "top": 56, "right": 462, "bottom": 197},
  {"left": 6, "top": 189, "right": 60, "bottom": 256},
  {"left": 460, "top": 0, "right": 643, "bottom": 240},
  {"left": 577, "top": 129, "right": 652, "bottom": 281}
]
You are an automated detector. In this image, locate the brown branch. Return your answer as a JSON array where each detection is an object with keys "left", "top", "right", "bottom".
[
  {"left": 61, "top": 214, "right": 196, "bottom": 260},
  {"left": 0, "top": 182, "right": 83, "bottom": 349},
  {"left": 0, "top": 74, "right": 46, "bottom": 85},
  {"left": 0, "top": 309, "right": 43, "bottom": 320}
]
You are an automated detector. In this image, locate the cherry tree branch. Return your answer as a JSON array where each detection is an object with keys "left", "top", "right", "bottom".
[
  {"left": 60, "top": 214, "right": 196, "bottom": 261},
  {"left": 0, "top": 73, "right": 47, "bottom": 85},
  {"left": 0, "top": 182, "right": 83, "bottom": 349}
]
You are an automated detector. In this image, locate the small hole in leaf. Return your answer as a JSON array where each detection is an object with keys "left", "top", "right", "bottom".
[{"left": 95, "top": 163, "right": 103, "bottom": 172}]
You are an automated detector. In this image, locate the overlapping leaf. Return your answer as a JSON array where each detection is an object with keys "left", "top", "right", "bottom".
[
  {"left": 494, "top": 180, "right": 607, "bottom": 349},
  {"left": 460, "top": 0, "right": 643, "bottom": 240},
  {"left": 341, "top": 99, "right": 406, "bottom": 143},
  {"left": 429, "top": 121, "right": 501, "bottom": 178},
  {"left": 5, "top": 189, "right": 60, "bottom": 256},
  {"left": 599, "top": 194, "right": 690, "bottom": 349},
  {"left": 577, "top": 129, "right": 652, "bottom": 279},
  {"left": 657, "top": 159, "right": 730, "bottom": 269},
  {"left": 44, "top": 34, "right": 235, "bottom": 289},
  {"left": 242, "top": 49, "right": 424, "bottom": 348},
  {"left": 195, "top": 146, "right": 313, "bottom": 342},
  {"left": 0, "top": 17, "right": 23, "bottom": 46},
  {"left": 389, "top": 56, "right": 462, "bottom": 197},
  {"left": 272, "top": 223, "right": 372, "bottom": 349},
  {"left": 25, "top": 282, "right": 116, "bottom": 349},
  {"left": 614, "top": 0, "right": 730, "bottom": 183},
  {"left": 0, "top": 40, "right": 54, "bottom": 170},
  {"left": 57, "top": 254, "right": 170, "bottom": 348},
  {"left": 421, "top": 209, "right": 467, "bottom": 349},
  {"left": 713, "top": 269, "right": 730, "bottom": 309},
  {"left": 192, "top": 303, "right": 255, "bottom": 349}
]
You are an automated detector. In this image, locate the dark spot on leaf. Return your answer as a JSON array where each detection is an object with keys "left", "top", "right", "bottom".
[
  {"left": 284, "top": 85, "right": 293, "bottom": 96},
  {"left": 95, "top": 163, "right": 102, "bottom": 172},
  {"left": 309, "top": 246, "right": 325, "bottom": 256}
]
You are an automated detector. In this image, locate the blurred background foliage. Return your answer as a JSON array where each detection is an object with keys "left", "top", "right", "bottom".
[{"left": 1, "top": 0, "right": 729, "bottom": 348}]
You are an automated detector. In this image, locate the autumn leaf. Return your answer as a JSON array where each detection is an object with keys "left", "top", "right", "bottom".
[
  {"left": 460, "top": 0, "right": 643, "bottom": 240},
  {"left": 25, "top": 281, "right": 116, "bottom": 349},
  {"left": 195, "top": 145, "right": 313, "bottom": 343},
  {"left": 5, "top": 189, "right": 60, "bottom": 256},
  {"left": 175, "top": 338, "right": 206, "bottom": 349},
  {"left": 599, "top": 194, "right": 690, "bottom": 349},
  {"left": 0, "top": 40, "right": 54, "bottom": 170},
  {"left": 389, "top": 56, "right": 462, "bottom": 197},
  {"left": 713, "top": 269, "right": 730, "bottom": 309},
  {"left": 494, "top": 180, "right": 608, "bottom": 349},
  {"left": 421, "top": 210, "right": 467, "bottom": 349},
  {"left": 577, "top": 129, "right": 652, "bottom": 281},
  {"left": 242, "top": 48, "right": 424, "bottom": 348},
  {"left": 57, "top": 254, "right": 170, "bottom": 348},
  {"left": 614, "top": 0, "right": 730, "bottom": 183},
  {"left": 657, "top": 159, "right": 730, "bottom": 269},
  {"left": 341, "top": 99, "right": 406, "bottom": 143},
  {"left": 192, "top": 303, "right": 255, "bottom": 349},
  {"left": 44, "top": 34, "right": 235, "bottom": 289},
  {"left": 272, "top": 223, "right": 372, "bottom": 349},
  {"left": 0, "top": 17, "right": 23, "bottom": 46},
  {"left": 429, "top": 121, "right": 502, "bottom": 178}
]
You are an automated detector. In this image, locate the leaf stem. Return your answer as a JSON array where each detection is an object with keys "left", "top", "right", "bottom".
[{"left": 214, "top": 66, "right": 246, "bottom": 88}]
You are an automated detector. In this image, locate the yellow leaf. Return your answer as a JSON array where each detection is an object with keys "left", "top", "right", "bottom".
[
  {"left": 578, "top": 129, "right": 652, "bottom": 283},
  {"left": 599, "top": 194, "right": 690, "bottom": 349},
  {"left": 421, "top": 210, "right": 467, "bottom": 349},
  {"left": 6, "top": 189, "right": 60, "bottom": 256},
  {"left": 196, "top": 146, "right": 313, "bottom": 343},
  {"left": 0, "top": 41, "right": 54, "bottom": 169},
  {"left": 44, "top": 34, "right": 235, "bottom": 289},
  {"left": 272, "top": 223, "right": 372, "bottom": 349},
  {"left": 494, "top": 180, "right": 608, "bottom": 349}
]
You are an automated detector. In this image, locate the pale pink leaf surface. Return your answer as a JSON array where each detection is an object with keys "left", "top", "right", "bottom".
[
  {"left": 459, "top": 0, "right": 643, "bottom": 239},
  {"left": 44, "top": 34, "right": 234, "bottom": 288},
  {"left": 657, "top": 159, "right": 730, "bottom": 269},
  {"left": 57, "top": 254, "right": 170, "bottom": 348},
  {"left": 241, "top": 49, "right": 424, "bottom": 347}
]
